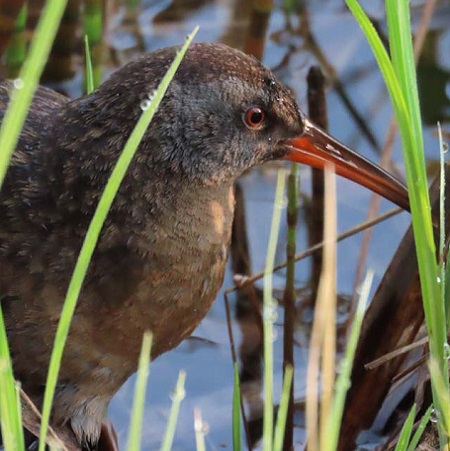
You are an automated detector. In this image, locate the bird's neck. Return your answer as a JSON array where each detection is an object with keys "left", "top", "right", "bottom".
[{"left": 141, "top": 178, "right": 236, "bottom": 259}]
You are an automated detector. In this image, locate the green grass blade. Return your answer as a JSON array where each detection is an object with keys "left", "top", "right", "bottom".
[
  {"left": 343, "top": 1, "right": 434, "bottom": 252},
  {"left": 38, "top": 26, "right": 199, "bottom": 451},
  {"left": 394, "top": 404, "right": 416, "bottom": 451},
  {"left": 84, "top": 35, "right": 95, "bottom": 94},
  {"left": 273, "top": 365, "right": 293, "bottom": 451},
  {"left": 82, "top": 0, "right": 103, "bottom": 90},
  {"left": 127, "top": 0, "right": 140, "bottom": 9},
  {"left": 83, "top": 0, "right": 103, "bottom": 45},
  {"left": 0, "top": 0, "right": 68, "bottom": 191},
  {"left": 384, "top": 0, "right": 444, "bottom": 356},
  {"left": 407, "top": 404, "right": 433, "bottom": 451},
  {"left": 437, "top": 122, "right": 448, "bottom": 332},
  {"left": 126, "top": 331, "right": 152, "bottom": 451},
  {"left": 263, "top": 170, "right": 286, "bottom": 451},
  {"left": 0, "top": 307, "right": 24, "bottom": 451},
  {"left": 5, "top": 4, "right": 27, "bottom": 78},
  {"left": 282, "top": 159, "right": 299, "bottom": 449},
  {"left": 160, "top": 370, "right": 187, "bottom": 451},
  {"left": 344, "top": 0, "right": 411, "bottom": 138},
  {"left": 386, "top": 1, "right": 424, "bottom": 154},
  {"left": 232, "top": 363, "right": 242, "bottom": 451},
  {"left": 439, "top": 122, "right": 446, "bottom": 268},
  {"left": 439, "top": 122, "right": 450, "bottom": 329},
  {"left": 428, "top": 359, "right": 450, "bottom": 435},
  {"left": 323, "top": 270, "right": 373, "bottom": 451},
  {"left": 445, "top": 254, "right": 450, "bottom": 330}
]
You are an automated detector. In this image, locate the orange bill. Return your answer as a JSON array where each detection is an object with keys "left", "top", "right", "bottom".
[{"left": 284, "top": 118, "right": 410, "bottom": 211}]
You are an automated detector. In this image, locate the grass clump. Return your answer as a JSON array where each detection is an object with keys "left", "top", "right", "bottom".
[{"left": 346, "top": 0, "right": 449, "bottom": 447}]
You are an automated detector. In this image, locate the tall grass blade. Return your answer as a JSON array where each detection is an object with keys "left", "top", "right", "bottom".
[
  {"left": 319, "top": 167, "right": 336, "bottom": 445},
  {"left": 428, "top": 359, "right": 450, "bottom": 435},
  {"left": 283, "top": 161, "right": 299, "bottom": 450},
  {"left": 407, "top": 404, "right": 433, "bottom": 451},
  {"left": 263, "top": 170, "right": 286, "bottom": 451},
  {"left": 160, "top": 370, "right": 186, "bottom": 451},
  {"left": 0, "top": 0, "right": 68, "bottom": 190},
  {"left": 84, "top": 35, "right": 95, "bottom": 94},
  {"left": 385, "top": 1, "right": 424, "bottom": 154},
  {"left": 323, "top": 270, "right": 373, "bottom": 451},
  {"left": 127, "top": 0, "right": 140, "bottom": 9},
  {"left": 439, "top": 122, "right": 450, "bottom": 328},
  {"left": 38, "top": 27, "right": 199, "bottom": 451},
  {"left": 273, "top": 365, "right": 293, "bottom": 451},
  {"left": 394, "top": 404, "right": 415, "bottom": 451},
  {"left": 344, "top": 0, "right": 411, "bottom": 136},
  {"left": 193, "top": 407, "right": 206, "bottom": 451},
  {"left": 384, "top": 0, "right": 444, "bottom": 355},
  {"left": 305, "top": 166, "right": 336, "bottom": 451},
  {"left": 439, "top": 122, "right": 446, "bottom": 273},
  {"left": 0, "top": 307, "right": 24, "bottom": 451},
  {"left": 232, "top": 363, "right": 242, "bottom": 451},
  {"left": 5, "top": 4, "right": 27, "bottom": 78},
  {"left": 126, "top": 332, "right": 152, "bottom": 451},
  {"left": 83, "top": 0, "right": 103, "bottom": 89}
]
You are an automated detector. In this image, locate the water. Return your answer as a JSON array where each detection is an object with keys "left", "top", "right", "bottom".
[
  {"left": 140, "top": 99, "right": 152, "bottom": 110},
  {"left": 13, "top": 78, "right": 24, "bottom": 89}
]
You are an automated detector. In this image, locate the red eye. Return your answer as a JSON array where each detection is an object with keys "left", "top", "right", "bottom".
[{"left": 244, "top": 107, "right": 266, "bottom": 129}]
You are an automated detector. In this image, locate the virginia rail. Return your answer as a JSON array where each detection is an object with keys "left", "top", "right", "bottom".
[{"left": 0, "top": 43, "right": 409, "bottom": 449}]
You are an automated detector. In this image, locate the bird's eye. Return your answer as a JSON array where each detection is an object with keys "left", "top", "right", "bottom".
[{"left": 243, "top": 107, "right": 267, "bottom": 129}]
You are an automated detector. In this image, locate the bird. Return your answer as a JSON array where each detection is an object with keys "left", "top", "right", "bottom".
[{"left": 0, "top": 42, "right": 409, "bottom": 450}]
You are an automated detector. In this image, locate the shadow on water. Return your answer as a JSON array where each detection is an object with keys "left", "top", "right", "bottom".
[{"left": 1, "top": 0, "right": 449, "bottom": 449}]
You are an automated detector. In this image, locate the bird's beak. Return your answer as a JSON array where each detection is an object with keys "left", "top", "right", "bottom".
[{"left": 283, "top": 118, "right": 410, "bottom": 211}]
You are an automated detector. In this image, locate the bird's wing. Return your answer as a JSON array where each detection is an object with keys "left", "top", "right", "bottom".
[{"left": 0, "top": 82, "right": 69, "bottom": 296}]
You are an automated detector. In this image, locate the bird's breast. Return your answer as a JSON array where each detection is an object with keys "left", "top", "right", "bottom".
[{"left": 87, "top": 185, "right": 236, "bottom": 361}]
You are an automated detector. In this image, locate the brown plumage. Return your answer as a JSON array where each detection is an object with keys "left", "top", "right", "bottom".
[{"left": 0, "top": 43, "right": 409, "bottom": 449}]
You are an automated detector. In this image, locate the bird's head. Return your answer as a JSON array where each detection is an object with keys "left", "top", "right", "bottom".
[{"left": 71, "top": 42, "right": 409, "bottom": 211}]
